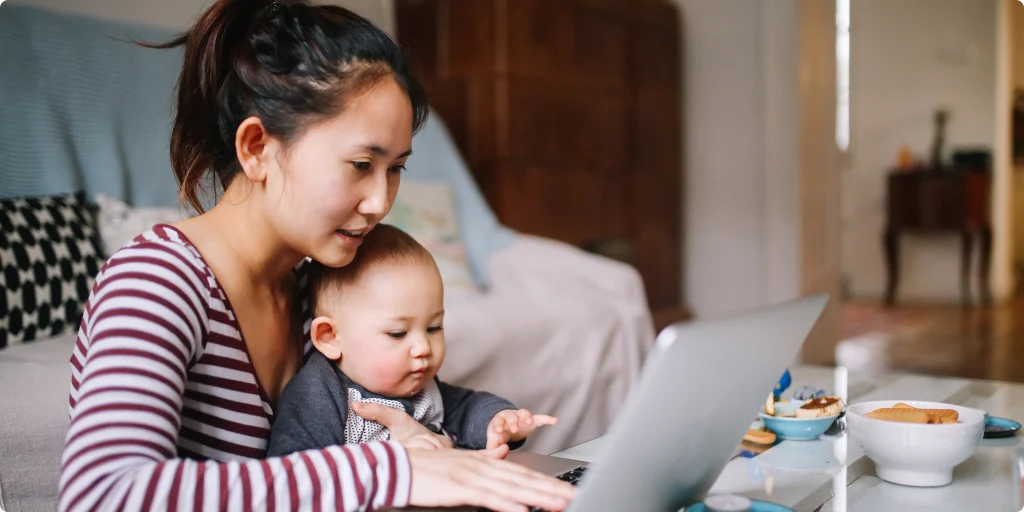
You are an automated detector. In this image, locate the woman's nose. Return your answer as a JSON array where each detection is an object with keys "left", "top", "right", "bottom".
[{"left": 357, "top": 169, "right": 391, "bottom": 219}]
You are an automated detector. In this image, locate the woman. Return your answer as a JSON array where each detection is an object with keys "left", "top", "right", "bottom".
[{"left": 57, "top": 1, "right": 575, "bottom": 511}]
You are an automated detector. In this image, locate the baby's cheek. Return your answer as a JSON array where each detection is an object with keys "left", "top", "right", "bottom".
[{"left": 366, "top": 355, "right": 409, "bottom": 391}]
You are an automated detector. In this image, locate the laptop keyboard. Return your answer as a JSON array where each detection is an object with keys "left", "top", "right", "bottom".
[
  {"left": 526, "top": 466, "right": 589, "bottom": 512},
  {"left": 477, "top": 466, "right": 588, "bottom": 512},
  {"left": 555, "top": 465, "right": 588, "bottom": 486}
]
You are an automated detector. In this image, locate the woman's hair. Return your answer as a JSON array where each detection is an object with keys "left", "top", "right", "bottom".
[
  {"left": 143, "top": 0, "right": 429, "bottom": 213},
  {"left": 305, "top": 224, "right": 435, "bottom": 315}
]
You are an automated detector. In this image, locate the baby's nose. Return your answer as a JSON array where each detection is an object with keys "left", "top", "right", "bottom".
[{"left": 410, "top": 338, "right": 432, "bottom": 356}]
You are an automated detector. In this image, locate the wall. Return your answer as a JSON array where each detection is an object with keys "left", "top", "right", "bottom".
[
  {"left": 995, "top": 0, "right": 1015, "bottom": 303},
  {"left": 673, "top": 0, "right": 774, "bottom": 317},
  {"left": 842, "top": 0, "right": 999, "bottom": 303},
  {"left": 797, "top": 0, "right": 841, "bottom": 365},
  {"left": 5, "top": 0, "right": 394, "bottom": 34},
  {"left": 672, "top": 0, "right": 839, "bottom": 327},
  {"left": 1011, "top": 0, "right": 1024, "bottom": 269}
]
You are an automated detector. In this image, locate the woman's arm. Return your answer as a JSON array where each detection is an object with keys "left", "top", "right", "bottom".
[{"left": 59, "top": 241, "right": 409, "bottom": 511}]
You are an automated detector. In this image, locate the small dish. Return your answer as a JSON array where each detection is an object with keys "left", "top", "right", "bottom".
[
  {"left": 687, "top": 498, "right": 795, "bottom": 512},
  {"left": 758, "top": 402, "right": 840, "bottom": 441},
  {"left": 984, "top": 416, "right": 1022, "bottom": 438}
]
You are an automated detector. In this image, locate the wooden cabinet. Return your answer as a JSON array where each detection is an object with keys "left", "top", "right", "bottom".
[
  {"left": 883, "top": 169, "right": 992, "bottom": 306},
  {"left": 396, "top": 0, "right": 684, "bottom": 310}
]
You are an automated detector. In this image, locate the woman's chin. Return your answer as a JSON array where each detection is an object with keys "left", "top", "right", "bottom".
[{"left": 314, "top": 248, "right": 357, "bottom": 268}]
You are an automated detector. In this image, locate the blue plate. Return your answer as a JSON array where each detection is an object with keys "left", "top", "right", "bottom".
[
  {"left": 688, "top": 499, "right": 795, "bottom": 512},
  {"left": 985, "top": 416, "right": 1022, "bottom": 438},
  {"left": 758, "top": 403, "right": 840, "bottom": 441}
]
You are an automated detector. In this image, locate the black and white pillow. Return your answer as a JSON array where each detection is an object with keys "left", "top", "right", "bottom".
[{"left": 0, "top": 193, "right": 105, "bottom": 349}]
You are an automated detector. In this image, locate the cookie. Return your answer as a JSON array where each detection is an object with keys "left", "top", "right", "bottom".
[
  {"left": 926, "top": 409, "right": 959, "bottom": 424},
  {"left": 744, "top": 429, "right": 777, "bottom": 445},
  {"left": 864, "top": 408, "right": 931, "bottom": 424},
  {"left": 873, "top": 404, "right": 959, "bottom": 424},
  {"left": 765, "top": 393, "right": 775, "bottom": 416}
]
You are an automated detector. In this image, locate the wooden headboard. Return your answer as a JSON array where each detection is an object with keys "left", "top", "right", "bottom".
[{"left": 396, "top": 0, "right": 683, "bottom": 312}]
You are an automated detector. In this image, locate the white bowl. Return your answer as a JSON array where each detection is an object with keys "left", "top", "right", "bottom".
[{"left": 846, "top": 400, "right": 985, "bottom": 487}]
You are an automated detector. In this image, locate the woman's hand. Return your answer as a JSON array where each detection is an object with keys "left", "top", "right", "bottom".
[
  {"left": 407, "top": 445, "right": 575, "bottom": 512},
  {"left": 352, "top": 401, "right": 454, "bottom": 450}
]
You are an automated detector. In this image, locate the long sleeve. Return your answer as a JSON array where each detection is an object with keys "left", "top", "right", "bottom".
[
  {"left": 437, "top": 380, "right": 518, "bottom": 450},
  {"left": 267, "top": 354, "right": 351, "bottom": 457},
  {"left": 59, "top": 239, "right": 411, "bottom": 511}
]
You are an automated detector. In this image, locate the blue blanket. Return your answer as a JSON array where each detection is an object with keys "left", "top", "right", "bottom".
[{"left": 0, "top": 4, "right": 183, "bottom": 207}]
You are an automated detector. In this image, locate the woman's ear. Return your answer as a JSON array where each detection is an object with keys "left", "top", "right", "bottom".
[
  {"left": 311, "top": 316, "right": 343, "bottom": 360},
  {"left": 235, "top": 116, "right": 273, "bottom": 183}
]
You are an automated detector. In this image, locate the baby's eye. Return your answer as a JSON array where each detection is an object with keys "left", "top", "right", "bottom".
[
  {"left": 387, "top": 331, "right": 407, "bottom": 340},
  {"left": 427, "top": 326, "right": 443, "bottom": 334},
  {"left": 352, "top": 161, "right": 372, "bottom": 172}
]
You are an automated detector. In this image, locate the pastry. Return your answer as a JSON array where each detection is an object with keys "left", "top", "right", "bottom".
[
  {"left": 765, "top": 393, "right": 775, "bottom": 416},
  {"left": 795, "top": 396, "right": 843, "bottom": 419},
  {"left": 925, "top": 409, "right": 959, "bottom": 423},
  {"left": 743, "top": 429, "right": 777, "bottom": 445},
  {"left": 776, "top": 406, "right": 797, "bottom": 418},
  {"left": 867, "top": 404, "right": 959, "bottom": 424},
  {"left": 864, "top": 408, "right": 931, "bottom": 424}
]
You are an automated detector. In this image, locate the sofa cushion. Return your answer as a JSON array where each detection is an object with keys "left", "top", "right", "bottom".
[
  {"left": 0, "top": 331, "right": 75, "bottom": 512},
  {"left": 93, "top": 193, "right": 191, "bottom": 256},
  {"left": 0, "top": 193, "right": 104, "bottom": 349},
  {"left": 408, "top": 115, "right": 516, "bottom": 288},
  {"left": 382, "top": 180, "right": 478, "bottom": 295}
]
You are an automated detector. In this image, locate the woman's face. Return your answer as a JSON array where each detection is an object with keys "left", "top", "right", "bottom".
[{"left": 266, "top": 78, "right": 414, "bottom": 267}]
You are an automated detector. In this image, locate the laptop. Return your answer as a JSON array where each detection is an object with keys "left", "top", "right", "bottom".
[{"left": 496, "top": 293, "right": 830, "bottom": 511}]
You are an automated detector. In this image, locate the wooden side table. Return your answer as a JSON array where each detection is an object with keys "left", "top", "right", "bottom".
[{"left": 883, "top": 168, "right": 992, "bottom": 307}]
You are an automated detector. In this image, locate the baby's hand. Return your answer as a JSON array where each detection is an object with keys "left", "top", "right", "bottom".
[{"left": 486, "top": 409, "right": 558, "bottom": 449}]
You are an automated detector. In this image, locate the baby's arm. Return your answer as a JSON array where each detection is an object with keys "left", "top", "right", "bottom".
[
  {"left": 436, "top": 380, "right": 521, "bottom": 449},
  {"left": 267, "top": 363, "right": 350, "bottom": 457}
]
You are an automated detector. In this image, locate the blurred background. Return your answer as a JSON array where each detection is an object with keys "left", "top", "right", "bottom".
[
  {"left": 3, "top": 0, "right": 1024, "bottom": 427},
  {"left": 6, "top": 1, "right": 1024, "bottom": 508}
]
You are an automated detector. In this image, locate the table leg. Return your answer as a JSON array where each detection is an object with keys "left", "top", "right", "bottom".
[
  {"left": 980, "top": 226, "right": 993, "bottom": 306},
  {"left": 961, "top": 229, "right": 974, "bottom": 307},
  {"left": 884, "top": 226, "right": 900, "bottom": 306}
]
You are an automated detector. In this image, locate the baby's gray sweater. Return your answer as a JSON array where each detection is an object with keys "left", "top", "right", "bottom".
[{"left": 267, "top": 351, "right": 519, "bottom": 456}]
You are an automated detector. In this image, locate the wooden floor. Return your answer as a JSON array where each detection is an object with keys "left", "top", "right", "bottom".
[{"left": 836, "top": 299, "right": 1024, "bottom": 383}]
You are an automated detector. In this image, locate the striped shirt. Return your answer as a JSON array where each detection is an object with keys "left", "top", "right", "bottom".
[{"left": 59, "top": 224, "right": 412, "bottom": 511}]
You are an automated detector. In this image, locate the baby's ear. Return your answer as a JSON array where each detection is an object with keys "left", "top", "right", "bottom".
[{"left": 310, "top": 316, "right": 343, "bottom": 360}]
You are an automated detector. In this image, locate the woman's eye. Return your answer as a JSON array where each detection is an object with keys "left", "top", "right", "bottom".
[
  {"left": 387, "top": 331, "right": 407, "bottom": 340},
  {"left": 352, "top": 161, "right": 372, "bottom": 172},
  {"left": 388, "top": 164, "right": 407, "bottom": 174},
  {"left": 427, "top": 326, "right": 443, "bottom": 334}
]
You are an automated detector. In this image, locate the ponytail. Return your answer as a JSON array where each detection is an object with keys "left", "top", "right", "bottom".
[{"left": 140, "top": 0, "right": 428, "bottom": 214}]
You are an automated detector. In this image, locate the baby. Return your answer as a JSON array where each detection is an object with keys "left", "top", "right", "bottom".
[{"left": 267, "top": 224, "right": 554, "bottom": 456}]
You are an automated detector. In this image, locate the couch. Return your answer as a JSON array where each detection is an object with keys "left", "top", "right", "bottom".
[{"left": 0, "top": 5, "right": 657, "bottom": 511}]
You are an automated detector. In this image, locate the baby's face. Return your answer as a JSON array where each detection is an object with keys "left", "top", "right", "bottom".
[{"left": 327, "top": 260, "right": 446, "bottom": 397}]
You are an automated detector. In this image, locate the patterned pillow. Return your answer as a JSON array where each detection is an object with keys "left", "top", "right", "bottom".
[
  {"left": 383, "top": 181, "right": 479, "bottom": 295},
  {"left": 94, "top": 193, "right": 191, "bottom": 255},
  {"left": 0, "top": 193, "right": 105, "bottom": 349}
]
